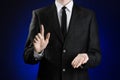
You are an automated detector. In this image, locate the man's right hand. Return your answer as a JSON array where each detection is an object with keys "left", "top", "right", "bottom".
[{"left": 33, "top": 25, "right": 50, "bottom": 53}]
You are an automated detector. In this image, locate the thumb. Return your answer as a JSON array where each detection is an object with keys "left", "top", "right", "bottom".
[
  {"left": 82, "top": 54, "right": 89, "bottom": 64},
  {"left": 45, "top": 32, "right": 50, "bottom": 42}
]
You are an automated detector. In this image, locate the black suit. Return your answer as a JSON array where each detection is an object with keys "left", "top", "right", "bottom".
[{"left": 24, "top": 3, "right": 101, "bottom": 80}]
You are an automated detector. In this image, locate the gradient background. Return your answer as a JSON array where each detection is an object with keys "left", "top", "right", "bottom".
[{"left": 0, "top": 0, "right": 120, "bottom": 80}]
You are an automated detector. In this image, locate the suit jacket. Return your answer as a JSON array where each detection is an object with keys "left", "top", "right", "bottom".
[{"left": 24, "top": 3, "right": 101, "bottom": 80}]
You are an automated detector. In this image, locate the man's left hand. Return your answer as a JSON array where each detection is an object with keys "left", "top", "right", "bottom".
[{"left": 71, "top": 53, "right": 89, "bottom": 68}]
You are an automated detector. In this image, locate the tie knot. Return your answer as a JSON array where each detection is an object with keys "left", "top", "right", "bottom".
[{"left": 62, "top": 6, "right": 66, "bottom": 10}]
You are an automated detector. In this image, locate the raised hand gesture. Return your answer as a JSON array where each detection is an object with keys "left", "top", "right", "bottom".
[{"left": 33, "top": 25, "right": 50, "bottom": 53}]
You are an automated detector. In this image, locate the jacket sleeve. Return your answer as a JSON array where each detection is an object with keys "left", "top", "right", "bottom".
[
  {"left": 83, "top": 12, "right": 101, "bottom": 69},
  {"left": 23, "top": 10, "right": 43, "bottom": 64}
]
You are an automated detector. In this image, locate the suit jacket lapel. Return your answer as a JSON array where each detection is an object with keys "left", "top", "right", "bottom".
[
  {"left": 48, "top": 4, "right": 81, "bottom": 45},
  {"left": 49, "top": 4, "right": 64, "bottom": 43},
  {"left": 64, "top": 4, "right": 81, "bottom": 46}
]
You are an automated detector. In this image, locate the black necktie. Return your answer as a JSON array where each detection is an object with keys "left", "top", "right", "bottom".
[{"left": 61, "top": 6, "right": 67, "bottom": 40}]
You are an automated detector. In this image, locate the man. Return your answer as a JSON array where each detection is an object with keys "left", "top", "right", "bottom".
[{"left": 24, "top": 0, "right": 101, "bottom": 80}]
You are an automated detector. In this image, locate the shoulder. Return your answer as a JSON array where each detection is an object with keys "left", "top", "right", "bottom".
[
  {"left": 80, "top": 7, "right": 94, "bottom": 14},
  {"left": 74, "top": 4, "right": 95, "bottom": 17},
  {"left": 80, "top": 7, "right": 95, "bottom": 17},
  {"left": 32, "top": 4, "right": 53, "bottom": 16}
]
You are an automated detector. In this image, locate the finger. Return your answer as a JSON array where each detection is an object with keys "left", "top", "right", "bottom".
[
  {"left": 33, "top": 42, "right": 35, "bottom": 45},
  {"left": 40, "top": 25, "right": 44, "bottom": 37},
  {"left": 74, "top": 58, "right": 79, "bottom": 68},
  {"left": 71, "top": 57, "right": 79, "bottom": 68},
  {"left": 74, "top": 58, "right": 82, "bottom": 68},
  {"left": 35, "top": 35, "right": 40, "bottom": 41},
  {"left": 71, "top": 57, "right": 76, "bottom": 67},
  {"left": 33, "top": 38, "right": 38, "bottom": 43},
  {"left": 80, "top": 54, "right": 87, "bottom": 64},
  {"left": 82, "top": 55, "right": 89, "bottom": 64},
  {"left": 76, "top": 58, "right": 84, "bottom": 68},
  {"left": 71, "top": 55, "right": 79, "bottom": 68},
  {"left": 71, "top": 59, "right": 75, "bottom": 68},
  {"left": 38, "top": 33, "right": 44, "bottom": 40},
  {"left": 76, "top": 60, "right": 82, "bottom": 68},
  {"left": 45, "top": 33, "right": 50, "bottom": 42}
]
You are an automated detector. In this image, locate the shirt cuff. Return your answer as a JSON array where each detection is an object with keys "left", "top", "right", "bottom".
[{"left": 34, "top": 50, "right": 44, "bottom": 59}]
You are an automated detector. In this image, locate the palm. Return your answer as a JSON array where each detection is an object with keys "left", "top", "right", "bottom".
[{"left": 34, "top": 38, "right": 48, "bottom": 52}]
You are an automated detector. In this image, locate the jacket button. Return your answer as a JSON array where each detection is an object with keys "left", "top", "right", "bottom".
[
  {"left": 63, "top": 49, "right": 66, "bottom": 53},
  {"left": 62, "top": 68, "right": 66, "bottom": 72},
  {"left": 35, "top": 58, "right": 38, "bottom": 61}
]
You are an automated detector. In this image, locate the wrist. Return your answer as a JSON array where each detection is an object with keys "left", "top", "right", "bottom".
[{"left": 34, "top": 49, "right": 43, "bottom": 53}]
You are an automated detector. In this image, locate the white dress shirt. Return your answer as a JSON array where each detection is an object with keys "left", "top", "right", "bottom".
[
  {"left": 34, "top": 0, "right": 74, "bottom": 59},
  {"left": 55, "top": 0, "right": 73, "bottom": 30}
]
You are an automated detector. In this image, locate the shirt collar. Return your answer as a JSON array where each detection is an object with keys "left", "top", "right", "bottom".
[{"left": 55, "top": 0, "right": 73, "bottom": 13}]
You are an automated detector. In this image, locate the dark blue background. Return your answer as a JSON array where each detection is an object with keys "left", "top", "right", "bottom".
[{"left": 1, "top": 0, "right": 120, "bottom": 80}]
